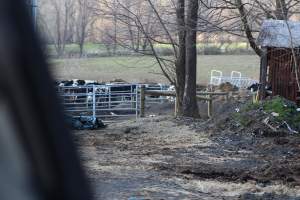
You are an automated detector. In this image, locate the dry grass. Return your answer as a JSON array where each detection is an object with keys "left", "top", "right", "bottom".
[{"left": 50, "top": 55, "right": 260, "bottom": 84}]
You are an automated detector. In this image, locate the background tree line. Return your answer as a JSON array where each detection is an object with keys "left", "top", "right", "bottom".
[
  {"left": 38, "top": 0, "right": 300, "bottom": 58},
  {"left": 38, "top": 0, "right": 300, "bottom": 117}
]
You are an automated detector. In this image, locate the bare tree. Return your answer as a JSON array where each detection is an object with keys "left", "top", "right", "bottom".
[
  {"left": 75, "top": 0, "right": 95, "bottom": 57},
  {"left": 49, "top": 0, "right": 74, "bottom": 57},
  {"left": 39, "top": 0, "right": 76, "bottom": 57},
  {"left": 175, "top": 0, "right": 186, "bottom": 115},
  {"left": 76, "top": 0, "right": 88, "bottom": 57},
  {"left": 182, "top": 0, "right": 200, "bottom": 117},
  {"left": 110, "top": 0, "right": 118, "bottom": 54},
  {"left": 198, "top": 0, "right": 300, "bottom": 57},
  {"left": 96, "top": 0, "right": 202, "bottom": 117}
]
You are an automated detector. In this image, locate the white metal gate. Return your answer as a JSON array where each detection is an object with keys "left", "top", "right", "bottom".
[{"left": 57, "top": 84, "right": 139, "bottom": 121}]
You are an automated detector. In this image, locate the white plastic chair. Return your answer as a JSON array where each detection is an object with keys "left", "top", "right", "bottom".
[
  {"left": 230, "top": 71, "right": 242, "bottom": 87},
  {"left": 210, "top": 70, "right": 223, "bottom": 85}
]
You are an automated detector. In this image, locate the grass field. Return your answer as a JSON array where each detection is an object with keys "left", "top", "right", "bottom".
[
  {"left": 50, "top": 55, "right": 260, "bottom": 84},
  {"left": 48, "top": 42, "right": 252, "bottom": 56}
]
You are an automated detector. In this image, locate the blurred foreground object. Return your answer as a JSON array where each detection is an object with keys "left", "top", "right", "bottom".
[{"left": 0, "top": 1, "right": 92, "bottom": 200}]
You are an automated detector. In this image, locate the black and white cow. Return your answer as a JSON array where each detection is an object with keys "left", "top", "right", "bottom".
[
  {"left": 247, "top": 83, "right": 272, "bottom": 96},
  {"left": 56, "top": 80, "right": 91, "bottom": 106},
  {"left": 59, "top": 79, "right": 86, "bottom": 87},
  {"left": 247, "top": 83, "right": 272, "bottom": 91},
  {"left": 247, "top": 83, "right": 260, "bottom": 92}
]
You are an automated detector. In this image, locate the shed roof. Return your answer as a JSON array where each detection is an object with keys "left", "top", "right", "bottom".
[{"left": 257, "top": 20, "right": 300, "bottom": 48}]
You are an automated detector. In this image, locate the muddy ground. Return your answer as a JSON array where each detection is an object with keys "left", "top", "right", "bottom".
[{"left": 74, "top": 98, "right": 300, "bottom": 200}]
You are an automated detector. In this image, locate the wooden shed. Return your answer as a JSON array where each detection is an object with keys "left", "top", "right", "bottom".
[{"left": 257, "top": 20, "right": 300, "bottom": 104}]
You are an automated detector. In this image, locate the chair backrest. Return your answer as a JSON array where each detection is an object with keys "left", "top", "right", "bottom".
[
  {"left": 231, "top": 71, "right": 242, "bottom": 79},
  {"left": 210, "top": 70, "right": 223, "bottom": 85}
]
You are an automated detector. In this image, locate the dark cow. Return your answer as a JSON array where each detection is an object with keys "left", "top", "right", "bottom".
[
  {"left": 247, "top": 83, "right": 260, "bottom": 92},
  {"left": 60, "top": 80, "right": 74, "bottom": 87},
  {"left": 76, "top": 80, "right": 86, "bottom": 86},
  {"left": 247, "top": 83, "right": 272, "bottom": 96}
]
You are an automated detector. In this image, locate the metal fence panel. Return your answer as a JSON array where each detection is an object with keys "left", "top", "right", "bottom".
[{"left": 57, "top": 84, "right": 139, "bottom": 121}]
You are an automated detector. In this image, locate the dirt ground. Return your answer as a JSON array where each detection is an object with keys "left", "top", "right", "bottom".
[{"left": 74, "top": 98, "right": 300, "bottom": 200}]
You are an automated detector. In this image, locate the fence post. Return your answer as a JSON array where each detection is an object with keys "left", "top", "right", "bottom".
[
  {"left": 225, "top": 92, "right": 229, "bottom": 102},
  {"left": 160, "top": 84, "right": 163, "bottom": 103},
  {"left": 140, "top": 85, "right": 145, "bottom": 117},
  {"left": 135, "top": 85, "right": 139, "bottom": 119},
  {"left": 108, "top": 87, "right": 111, "bottom": 109},
  {"left": 174, "top": 98, "right": 177, "bottom": 117},
  {"left": 92, "top": 85, "right": 96, "bottom": 119},
  {"left": 132, "top": 85, "right": 136, "bottom": 108},
  {"left": 208, "top": 94, "right": 213, "bottom": 118},
  {"left": 86, "top": 87, "right": 89, "bottom": 109}
]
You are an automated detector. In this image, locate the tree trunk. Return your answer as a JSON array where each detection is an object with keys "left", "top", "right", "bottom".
[
  {"left": 113, "top": 0, "right": 118, "bottom": 55},
  {"left": 175, "top": 0, "right": 186, "bottom": 116},
  {"left": 79, "top": 25, "right": 86, "bottom": 57},
  {"left": 79, "top": 42, "right": 84, "bottom": 57},
  {"left": 182, "top": 0, "right": 199, "bottom": 118},
  {"left": 113, "top": 13, "right": 117, "bottom": 55},
  {"left": 259, "top": 48, "right": 268, "bottom": 100}
]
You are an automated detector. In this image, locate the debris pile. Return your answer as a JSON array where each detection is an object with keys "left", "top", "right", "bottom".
[
  {"left": 229, "top": 96, "right": 300, "bottom": 136},
  {"left": 207, "top": 82, "right": 239, "bottom": 93},
  {"left": 218, "top": 82, "right": 239, "bottom": 92},
  {"left": 65, "top": 116, "right": 106, "bottom": 130}
]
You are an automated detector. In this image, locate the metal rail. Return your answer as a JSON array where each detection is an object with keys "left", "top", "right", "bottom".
[
  {"left": 140, "top": 84, "right": 170, "bottom": 104},
  {"left": 58, "top": 84, "right": 139, "bottom": 121},
  {"left": 139, "top": 88, "right": 222, "bottom": 118}
]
